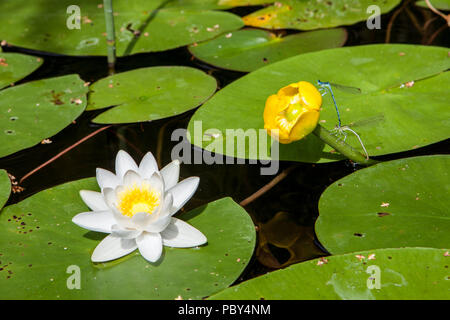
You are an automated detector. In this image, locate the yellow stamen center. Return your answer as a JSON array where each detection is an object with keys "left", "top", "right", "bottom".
[
  {"left": 276, "top": 104, "right": 303, "bottom": 135},
  {"left": 117, "top": 183, "right": 160, "bottom": 217}
]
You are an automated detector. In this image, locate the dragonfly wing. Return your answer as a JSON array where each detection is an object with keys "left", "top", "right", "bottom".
[
  {"left": 347, "top": 114, "right": 385, "bottom": 128},
  {"left": 329, "top": 82, "right": 362, "bottom": 94}
]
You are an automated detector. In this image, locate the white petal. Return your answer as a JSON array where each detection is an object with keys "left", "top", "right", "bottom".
[
  {"left": 136, "top": 232, "right": 163, "bottom": 263},
  {"left": 139, "top": 152, "right": 158, "bottom": 180},
  {"left": 147, "top": 172, "right": 164, "bottom": 194},
  {"left": 158, "top": 193, "right": 177, "bottom": 219},
  {"left": 72, "top": 210, "right": 116, "bottom": 233},
  {"left": 158, "top": 192, "right": 175, "bottom": 218},
  {"left": 111, "top": 224, "right": 142, "bottom": 239},
  {"left": 162, "top": 192, "right": 173, "bottom": 211},
  {"left": 103, "top": 187, "right": 117, "bottom": 209},
  {"left": 79, "top": 190, "right": 109, "bottom": 211},
  {"left": 167, "top": 177, "right": 199, "bottom": 213},
  {"left": 111, "top": 208, "right": 136, "bottom": 229},
  {"left": 161, "top": 218, "right": 207, "bottom": 248},
  {"left": 96, "top": 168, "right": 120, "bottom": 190},
  {"left": 144, "top": 216, "right": 171, "bottom": 233},
  {"left": 160, "top": 160, "right": 180, "bottom": 190},
  {"left": 91, "top": 234, "right": 137, "bottom": 262},
  {"left": 122, "top": 169, "right": 141, "bottom": 186},
  {"left": 131, "top": 211, "right": 156, "bottom": 229},
  {"left": 115, "top": 150, "right": 139, "bottom": 180}
]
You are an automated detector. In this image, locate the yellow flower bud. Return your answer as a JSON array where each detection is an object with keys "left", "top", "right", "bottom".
[{"left": 263, "top": 81, "right": 322, "bottom": 144}]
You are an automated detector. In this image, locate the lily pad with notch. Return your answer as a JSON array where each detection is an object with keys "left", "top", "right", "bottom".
[
  {"left": 0, "top": 0, "right": 244, "bottom": 56},
  {"left": 220, "top": 0, "right": 401, "bottom": 30},
  {"left": 187, "top": 44, "right": 450, "bottom": 163},
  {"left": 0, "top": 53, "right": 43, "bottom": 89},
  {"left": 88, "top": 66, "right": 217, "bottom": 124},
  {"left": 315, "top": 155, "right": 450, "bottom": 254},
  {"left": 0, "top": 74, "right": 88, "bottom": 158},
  {"left": 189, "top": 28, "right": 347, "bottom": 72},
  {"left": 209, "top": 247, "right": 450, "bottom": 299},
  {"left": 0, "top": 178, "right": 256, "bottom": 299}
]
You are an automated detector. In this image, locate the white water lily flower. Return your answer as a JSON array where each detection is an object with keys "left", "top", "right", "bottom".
[{"left": 72, "top": 150, "right": 207, "bottom": 263}]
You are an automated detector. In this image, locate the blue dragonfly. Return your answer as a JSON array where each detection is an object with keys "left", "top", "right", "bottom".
[
  {"left": 316, "top": 80, "right": 373, "bottom": 159},
  {"left": 317, "top": 80, "right": 361, "bottom": 128}
]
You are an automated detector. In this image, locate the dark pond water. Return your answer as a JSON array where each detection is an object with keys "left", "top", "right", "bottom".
[{"left": 1, "top": 3, "right": 449, "bottom": 282}]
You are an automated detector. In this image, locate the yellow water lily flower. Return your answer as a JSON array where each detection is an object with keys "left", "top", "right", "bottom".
[{"left": 263, "top": 81, "right": 322, "bottom": 144}]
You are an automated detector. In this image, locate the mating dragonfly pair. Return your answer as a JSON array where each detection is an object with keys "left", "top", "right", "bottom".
[{"left": 316, "top": 80, "right": 370, "bottom": 160}]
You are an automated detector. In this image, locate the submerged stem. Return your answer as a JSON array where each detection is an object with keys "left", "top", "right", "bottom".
[
  {"left": 103, "top": 0, "right": 116, "bottom": 74},
  {"left": 20, "top": 125, "right": 112, "bottom": 183},
  {"left": 240, "top": 165, "right": 297, "bottom": 207},
  {"left": 312, "top": 124, "right": 378, "bottom": 166},
  {"left": 424, "top": 0, "right": 450, "bottom": 26}
]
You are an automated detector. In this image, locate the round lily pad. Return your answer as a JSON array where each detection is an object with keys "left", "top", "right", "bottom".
[
  {"left": 0, "top": 74, "right": 88, "bottom": 158},
  {"left": 241, "top": 0, "right": 401, "bottom": 30},
  {"left": 0, "top": 0, "right": 243, "bottom": 56},
  {"left": 316, "top": 155, "right": 450, "bottom": 254},
  {"left": 0, "top": 53, "right": 43, "bottom": 89},
  {"left": 209, "top": 247, "right": 450, "bottom": 299},
  {"left": 189, "top": 28, "right": 347, "bottom": 72},
  {"left": 187, "top": 44, "right": 450, "bottom": 163},
  {"left": 0, "top": 169, "right": 11, "bottom": 210},
  {"left": 0, "top": 178, "right": 256, "bottom": 299},
  {"left": 87, "top": 66, "right": 217, "bottom": 124}
]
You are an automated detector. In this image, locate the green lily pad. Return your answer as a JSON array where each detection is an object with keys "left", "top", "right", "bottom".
[
  {"left": 217, "top": 0, "right": 272, "bottom": 6},
  {"left": 0, "top": 178, "right": 256, "bottom": 299},
  {"left": 0, "top": 74, "right": 88, "bottom": 158},
  {"left": 88, "top": 66, "right": 217, "bottom": 124},
  {"left": 209, "top": 247, "right": 450, "bottom": 299},
  {"left": 241, "top": 0, "right": 401, "bottom": 30},
  {"left": 417, "top": 0, "right": 450, "bottom": 10},
  {"left": 0, "top": 0, "right": 243, "bottom": 56},
  {"left": 0, "top": 53, "right": 43, "bottom": 89},
  {"left": 165, "top": 0, "right": 232, "bottom": 10},
  {"left": 315, "top": 155, "right": 450, "bottom": 254},
  {"left": 187, "top": 44, "right": 450, "bottom": 163},
  {"left": 189, "top": 28, "right": 347, "bottom": 72},
  {"left": 0, "top": 170, "right": 11, "bottom": 210}
]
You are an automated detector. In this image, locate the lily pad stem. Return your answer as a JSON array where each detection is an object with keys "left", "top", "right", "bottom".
[
  {"left": 103, "top": 0, "right": 116, "bottom": 75},
  {"left": 313, "top": 124, "right": 378, "bottom": 166}
]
